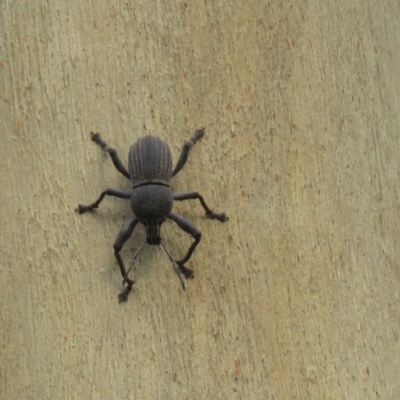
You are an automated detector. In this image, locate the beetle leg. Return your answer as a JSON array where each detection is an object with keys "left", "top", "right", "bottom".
[
  {"left": 90, "top": 132, "right": 131, "bottom": 179},
  {"left": 171, "top": 128, "right": 205, "bottom": 177},
  {"left": 77, "top": 189, "right": 131, "bottom": 213},
  {"left": 113, "top": 217, "right": 140, "bottom": 302},
  {"left": 173, "top": 191, "right": 228, "bottom": 222},
  {"left": 168, "top": 213, "right": 202, "bottom": 278}
]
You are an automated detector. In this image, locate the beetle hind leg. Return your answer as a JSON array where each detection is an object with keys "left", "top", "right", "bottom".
[
  {"left": 90, "top": 132, "right": 131, "bottom": 180},
  {"left": 171, "top": 128, "right": 205, "bottom": 177}
]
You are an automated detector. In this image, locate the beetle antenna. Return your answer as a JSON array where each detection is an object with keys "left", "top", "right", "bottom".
[
  {"left": 123, "top": 241, "right": 146, "bottom": 285},
  {"left": 160, "top": 241, "right": 186, "bottom": 291}
]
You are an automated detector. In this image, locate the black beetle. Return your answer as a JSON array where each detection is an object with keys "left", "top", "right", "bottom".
[{"left": 77, "top": 129, "right": 228, "bottom": 302}]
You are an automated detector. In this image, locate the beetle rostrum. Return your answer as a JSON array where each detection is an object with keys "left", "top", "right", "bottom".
[{"left": 77, "top": 129, "right": 228, "bottom": 302}]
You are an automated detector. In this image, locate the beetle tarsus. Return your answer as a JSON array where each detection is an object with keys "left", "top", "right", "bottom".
[
  {"left": 77, "top": 204, "right": 96, "bottom": 213},
  {"left": 90, "top": 131, "right": 103, "bottom": 144},
  {"left": 118, "top": 284, "right": 133, "bottom": 303},
  {"left": 178, "top": 265, "right": 195, "bottom": 279},
  {"left": 206, "top": 211, "right": 229, "bottom": 222},
  {"left": 193, "top": 127, "right": 205, "bottom": 141}
]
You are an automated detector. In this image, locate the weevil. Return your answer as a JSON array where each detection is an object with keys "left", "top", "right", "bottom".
[{"left": 77, "top": 129, "right": 228, "bottom": 302}]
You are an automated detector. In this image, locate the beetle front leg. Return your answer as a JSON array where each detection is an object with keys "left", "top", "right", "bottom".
[
  {"left": 173, "top": 191, "right": 228, "bottom": 222},
  {"left": 113, "top": 217, "right": 140, "bottom": 302},
  {"left": 77, "top": 189, "right": 131, "bottom": 213},
  {"left": 168, "top": 213, "right": 201, "bottom": 278},
  {"left": 90, "top": 132, "right": 131, "bottom": 179},
  {"left": 171, "top": 128, "right": 205, "bottom": 177}
]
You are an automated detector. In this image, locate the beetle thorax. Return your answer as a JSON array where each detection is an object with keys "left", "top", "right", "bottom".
[{"left": 130, "top": 185, "right": 173, "bottom": 244}]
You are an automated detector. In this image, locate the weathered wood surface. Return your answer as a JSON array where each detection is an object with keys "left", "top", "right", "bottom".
[{"left": 1, "top": 1, "right": 400, "bottom": 398}]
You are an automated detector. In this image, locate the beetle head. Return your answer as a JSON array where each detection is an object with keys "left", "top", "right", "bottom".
[{"left": 142, "top": 218, "right": 164, "bottom": 245}]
